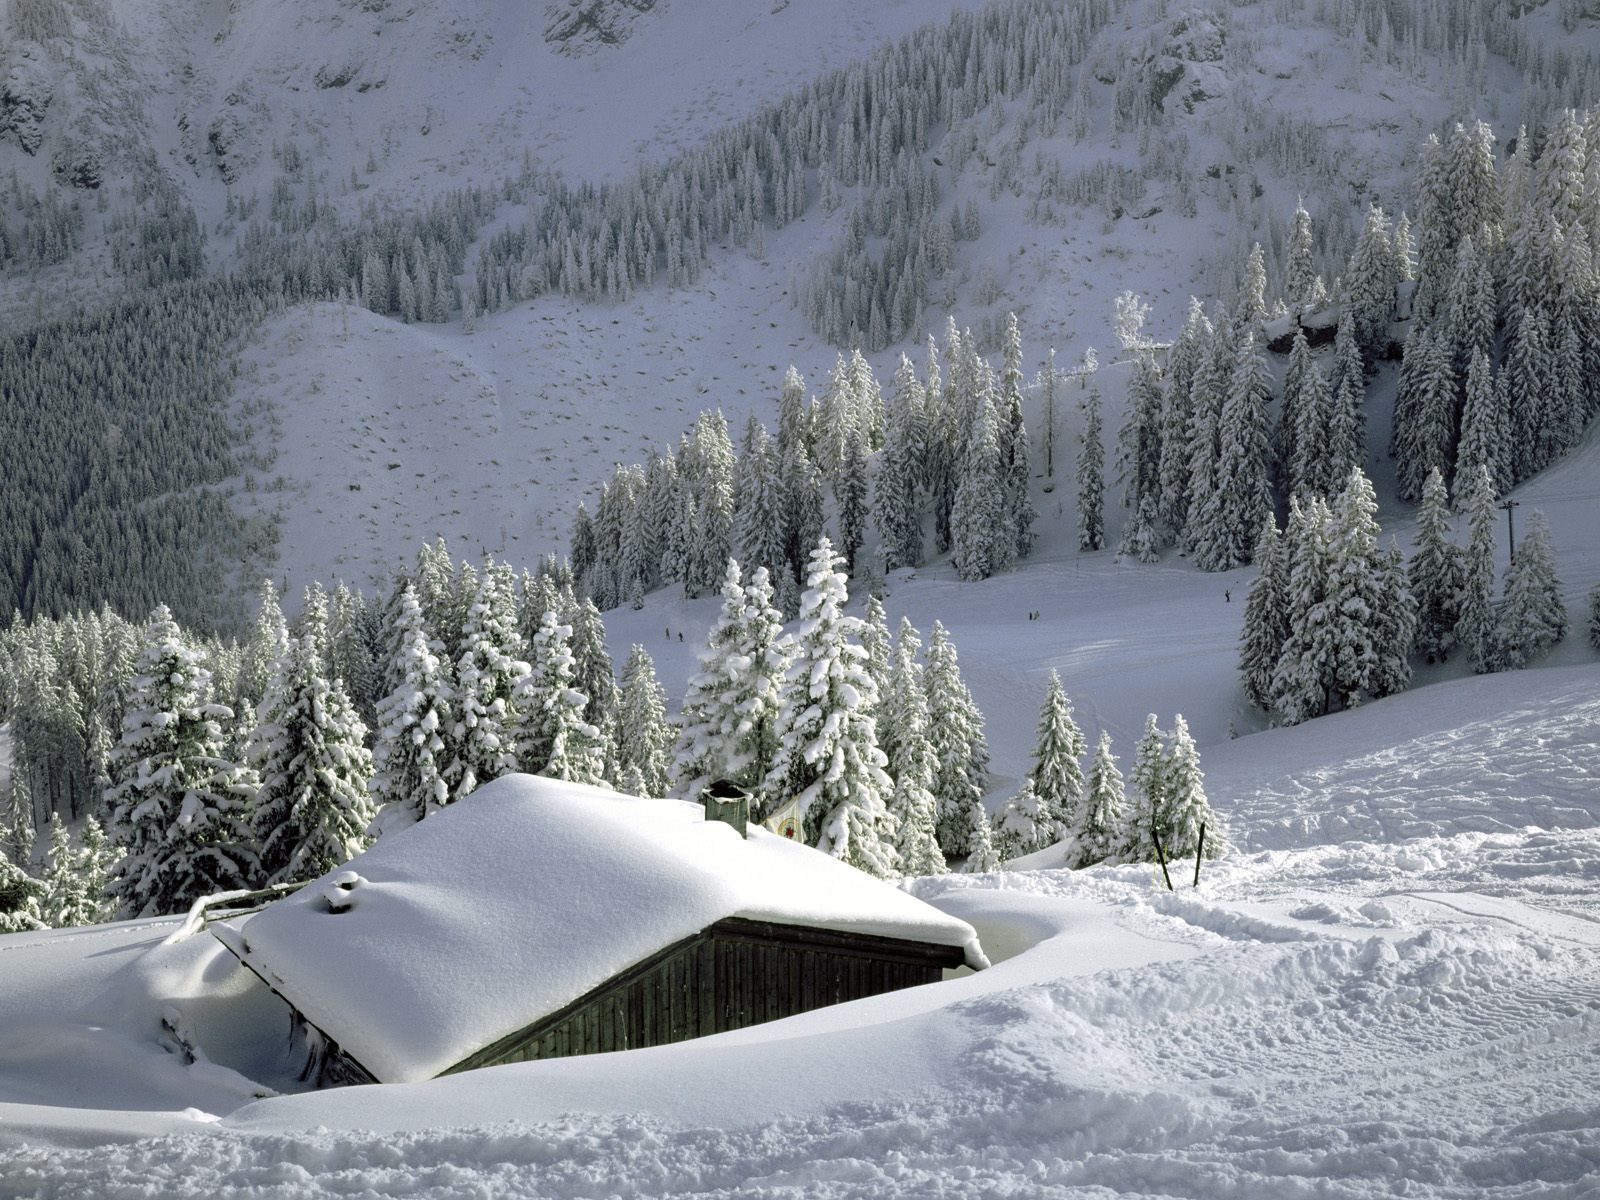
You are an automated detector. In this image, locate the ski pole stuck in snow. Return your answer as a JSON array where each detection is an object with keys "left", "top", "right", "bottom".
[
  {"left": 1152, "top": 825, "right": 1173, "bottom": 891},
  {"left": 1194, "top": 822, "right": 1206, "bottom": 887}
]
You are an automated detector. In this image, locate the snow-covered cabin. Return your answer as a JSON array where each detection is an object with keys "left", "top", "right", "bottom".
[{"left": 213, "top": 774, "right": 987, "bottom": 1086}]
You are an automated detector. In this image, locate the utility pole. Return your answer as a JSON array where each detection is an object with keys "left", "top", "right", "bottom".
[{"left": 1499, "top": 498, "right": 1521, "bottom": 563}]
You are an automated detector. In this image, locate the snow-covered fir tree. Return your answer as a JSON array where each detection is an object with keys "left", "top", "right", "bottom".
[
  {"left": 1498, "top": 512, "right": 1566, "bottom": 669},
  {"left": 1270, "top": 496, "right": 1336, "bottom": 724},
  {"left": 875, "top": 355, "right": 926, "bottom": 572},
  {"left": 763, "top": 539, "right": 898, "bottom": 878},
  {"left": 371, "top": 584, "right": 454, "bottom": 835},
  {"left": 993, "top": 779, "right": 1052, "bottom": 862},
  {"left": 40, "top": 813, "right": 107, "bottom": 928},
  {"left": 1074, "top": 731, "right": 1125, "bottom": 869},
  {"left": 883, "top": 630, "right": 945, "bottom": 878},
  {"left": 1409, "top": 469, "right": 1463, "bottom": 662},
  {"left": 675, "top": 562, "right": 789, "bottom": 804},
  {"left": 1027, "top": 670, "right": 1085, "bottom": 840},
  {"left": 0, "top": 848, "right": 44, "bottom": 933},
  {"left": 924, "top": 620, "right": 990, "bottom": 857},
  {"left": 1160, "top": 716, "right": 1218, "bottom": 862},
  {"left": 614, "top": 646, "right": 672, "bottom": 798},
  {"left": 452, "top": 565, "right": 530, "bottom": 797},
  {"left": 1344, "top": 204, "right": 1397, "bottom": 363},
  {"left": 952, "top": 394, "right": 1007, "bottom": 581},
  {"left": 1076, "top": 385, "right": 1105, "bottom": 551},
  {"left": 515, "top": 609, "right": 605, "bottom": 785},
  {"left": 1205, "top": 329, "right": 1274, "bottom": 571},
  {"left": 960, "top": 807, "right": 1001, "bottom": 874},
  {"left": 1457, "top": 464, "right": 1501, "bottom": 674},
  {"left": 250, "top": 631, "right": 375, "bottom": 885},
  {"left": 1123, "top": 714, "right": 1168, "bottom": 863},
  {"left": 1325, "top": 468, "right": 1388, "bottom": 710},
  {"left": 567, "top": 597, "right": 618, "bottom": 777},
  {"left": 104, "top": 606, "right": 256, "bottom": 919},
  {"left": 1239, "top": 516, "right": 1288, "bottom": 710}
]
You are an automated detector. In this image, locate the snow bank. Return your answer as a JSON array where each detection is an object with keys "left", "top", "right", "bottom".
[{"left": 227, "top": 774, "right": 984, "bottom": 1084}]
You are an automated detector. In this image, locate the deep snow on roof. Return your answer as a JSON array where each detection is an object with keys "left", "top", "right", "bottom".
[{"left": 227, "top": 774, "right": 984, "bottom": 1084}]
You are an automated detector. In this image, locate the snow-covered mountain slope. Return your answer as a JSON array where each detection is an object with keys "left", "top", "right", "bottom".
[
  {"left": 0, "top": 0, "right": 972, "bottom": 228},
  {"left": 234, "top": 0, "right": 1600, "bottom": 600},
  {"left": 3, "top": 662, "right": 1599, "bottom": 1195}
]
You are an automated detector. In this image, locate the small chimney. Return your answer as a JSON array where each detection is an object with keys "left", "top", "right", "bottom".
[{"left": 702, "top": 779, "right": 750, "bottom": 838}]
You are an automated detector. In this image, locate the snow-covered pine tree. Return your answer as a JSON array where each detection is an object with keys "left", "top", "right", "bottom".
[
  {"left": 924, "top": 620, "right": 990, "bottom": 857},
  {"left": 1028, "top": 670, "right": 1085, "bottom": 841},
  {"left": 734, "top": 418, "right": 789, "bottom": 584},
  {"left": 834, "top": 422, "right": 870, "bottom": 574},
  {"left": 1344, "top": 204, "right": 1397, "bottom": 364},
  {"left": 0, "top": 847, "right": 44, "bottom": 933},
  {"left": 1278, "top": 330, "right": 1312, "bottom": 493},
  {"left": 875, "top": 355, "right": 925, "bottom": 571},
  {"left": 1000, "top": 313, "right": 1036, "bottom": 561},
  {"left": 1290, "top": 344, "right": 1334, "bottom": 502},
  {"left": 993, "top": 780, "right": 1051, "bottom": 862},
  {"left": 515, "top": 609, "right": 605, "bottom": 785},
  {"left": 1325, "top": 468, "right": 1386, "bottom": 709},
  {"left": 674, "top": 561, "right": 790, "bottom": 804},
  {"left": 1410, "top": 469, "right": 1463, "bottom": 662},
  {"left": 567, "top": 597, "right": 618, "bottom": 777},
  {"left": 250, "top": 631, "right": 375, "bottom": 886},
  {"left": 777, "top": 365, "right": 810, "bottom": 460},
  {"left": 883, "top": 627, "right": 944, "bottom": 877},
  {"left": 1074, "top": 731, "right": 1125, "bottom": 868},
  {"left": 1270, "top": 496, "right": 1335, "bottom": 724},
  {"left": 1457, "top": 464, "right": 1501, "bottom": 674},
  {"left": 1239, "top": 516, "right": 1289, "bottom": 709},
  {"left": 1456, "top": 348, "right": 1507, "bottom": 499},
  {"left": 960, "top": 808, "right": 1001, "bottom": 874},
  {"left": 613, "top": 645, "right": 673, "bottom": 797},
  {"left": 1206, "top": 329, "right": 1273, "bottom": 570},
  {"left": 1325, "top": 318, "right": 1366, "bottom": 492},
  {"left": 1076, "top": 384, "right": 1105, "bottom": 551},
  {"left": 1395, "top": 328, "right": 1456, "bottom": 502},
  {"left": 1498, "top": 511, "right": 1567, "bottom": 669},
  {"left": 371, "top": 584, "right": 454, "bottom": 834},
  {"left": 952, "top": 393, "right": 1006, "bottom": 581},
  {"left": 40, "top": 813, "right": 100, "bottom": 927},
  {"left": 1160, "top": 716, "right": 1217, "bottom": 861},
  {"left": 763, "top": 538, "right": 898, "bottom": 878},
  {"left": 452, "top": 565, "right": 530, "bottom": 797},
  {"left": 782, "top": 444, "right": 826, "bottom": 593},
  {"left": 1184, "top": 310, "right": 1232, "bottom": 560},
  {"left": 1372, "top": 539, "right": 1417, "bottom": 700},
  {"left": 1117, "top": 354, "right": 1164, "bottom": 562},
  {"left": 1122, "top": 713, "right": 1167, "bottom": 862},
  {"left": 238, "top": 579, "right": 288, "bottom": 710},
  {"left": 1286, "top": 199, "right": 1318, "bottom": 308},
  {"left": 104, "top": 606, "right": 256, "bottom": 918},
  {"left": 1158, "top": 301, "right": 1209, "bottom": 539}
]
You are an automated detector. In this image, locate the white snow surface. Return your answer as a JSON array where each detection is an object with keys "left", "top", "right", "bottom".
[
  {"left": 223, "top": 774, "right": 985, "bottom": 1084},
  {"left": 3, "top": 665, "right": 1600, "bottom": 1195}
]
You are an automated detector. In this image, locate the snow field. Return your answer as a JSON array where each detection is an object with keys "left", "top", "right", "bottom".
[{"left": 2, "top": 662, "right": 1599, "bottom": 1195}]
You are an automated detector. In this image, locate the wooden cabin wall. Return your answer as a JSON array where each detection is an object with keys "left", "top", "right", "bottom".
[{"left": 445, "top": 921, "right": 956, "bottom": 1075}]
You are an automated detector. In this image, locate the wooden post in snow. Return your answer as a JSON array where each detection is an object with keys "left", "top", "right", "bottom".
[
  {"left": 1151, "top": 825, "right": 1173, "bottom": 891},
  {"left": 1194, "top": 822, "right": 1206, "bottom": 887}
]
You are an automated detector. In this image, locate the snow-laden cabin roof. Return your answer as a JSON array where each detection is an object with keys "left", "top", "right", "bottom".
[{"left": 223, "top": 774, "right": 985, "bottom": 1084}]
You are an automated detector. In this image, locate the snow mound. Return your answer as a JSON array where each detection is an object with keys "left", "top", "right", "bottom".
[{"left": 227, "top": 774, "right": 984, "bottom": 1084}]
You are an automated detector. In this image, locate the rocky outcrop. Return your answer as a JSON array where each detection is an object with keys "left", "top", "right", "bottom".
[
  {"left": 1, "top": 52, "right": 53, "bottom": 155},
  {"left": 543, "top": 0, "right": 657, "bottom": 53}
]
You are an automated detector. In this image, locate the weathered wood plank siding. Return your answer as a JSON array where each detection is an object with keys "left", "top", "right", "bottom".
[{"left": 438, "top": 918, "right": 964, "bottom": 1078}]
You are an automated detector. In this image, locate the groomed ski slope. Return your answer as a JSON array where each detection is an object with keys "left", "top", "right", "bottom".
[{"left": 1, "top": 661, "right": 1597, "bottom": 1198}]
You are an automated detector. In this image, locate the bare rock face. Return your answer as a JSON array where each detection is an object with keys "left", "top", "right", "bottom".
[
  {"left": 543, "top": 0, "right": 658, "bottom": 53},
  {"left": 1, "top": 51, "right": 53, "bottom": 155}
]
